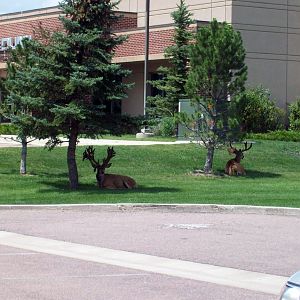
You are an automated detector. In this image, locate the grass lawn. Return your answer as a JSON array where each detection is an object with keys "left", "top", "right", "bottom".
[{"left": 0, "top": 140, "right": 299, "bottom": 206}]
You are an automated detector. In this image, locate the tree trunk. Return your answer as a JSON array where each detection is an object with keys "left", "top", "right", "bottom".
[
  {"left": 67, "top": 121, "right": 79, "bottom": 190},
  {"left": 204, "top": 145, "right": 214, "bottom": 174},
  {"left": 20, "top": 137, "right": 27, "bottom": 175}
]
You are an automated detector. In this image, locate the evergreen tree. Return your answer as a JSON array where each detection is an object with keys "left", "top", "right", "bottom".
[
  {"left": 3, "top": 40, "right": 41, "bottom": 175},
  {"left": 147, "top": 0, "right": 193, "bottom": 118},
  {"left": 5, "top": 0, "right": 131, "bottom": 189},
  {"left": 0, "top": 78, "right": 7, "bottom": 122},
  {"left": 182, "top": 19, "right": 247, "bottom": 174}
]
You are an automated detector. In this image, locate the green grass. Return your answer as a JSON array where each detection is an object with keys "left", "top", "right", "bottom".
[{"left": 0, "top": 140, "right": 300, "bottom": 206}]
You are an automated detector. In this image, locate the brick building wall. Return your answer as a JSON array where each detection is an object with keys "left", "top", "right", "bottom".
[
  {"left": 115, "top": 28, "right": 174, "bottom": 58},
  {"left": 0, "top": 7, "right": 139, "bottom": 63},
  {"left": 0, "top": 17, "right": 63, "bottom": 38},
  {"left": 0, "top": 6, "right": 177, "bottom": 116}
]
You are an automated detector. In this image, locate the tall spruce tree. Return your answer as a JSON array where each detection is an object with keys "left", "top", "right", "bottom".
[
  {"left": 147, "top": 0, "right": 193, "bottom": 118},
  {"left": 182, "top": 19, "right": 247, "bottom": 174},
  {"left": 5, "top": 0, "right": 131, "bottom": 189}
]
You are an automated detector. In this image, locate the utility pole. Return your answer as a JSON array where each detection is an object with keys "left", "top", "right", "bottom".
[{"left": 143, "top": 0, "right": 150, "bottom": 116}]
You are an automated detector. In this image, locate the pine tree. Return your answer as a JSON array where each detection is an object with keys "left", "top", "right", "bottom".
[
  {"left": 183, "top": 19, "right": 247, "bottom": 174},
  {"left": 147, "top": 0, "right": 194, "bottom": 118},
  {"left": 5, "top": 0, "right": 131, "bottom": 189},
  {"left": 3, "top": 40, "right": 41, "bottom": 175}
]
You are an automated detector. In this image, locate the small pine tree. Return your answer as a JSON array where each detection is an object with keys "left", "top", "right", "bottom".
[
  {"left": 183, "top": 19, "right": 247, "bottom": 174},
  {"left": 3, "top": 41, "right": 41, "bottom": 175},
  {"left": 5, "top": 0, "right": 132, "bottom": 189},
  {"left": 147, "top": 0, "right": 194, "bottom": 118}
]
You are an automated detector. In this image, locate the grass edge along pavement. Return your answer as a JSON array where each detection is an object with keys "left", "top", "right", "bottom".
[{"left": 0, "top": 140, "right": 299, "bottom": 206}]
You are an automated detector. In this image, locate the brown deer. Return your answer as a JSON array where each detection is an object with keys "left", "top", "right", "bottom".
[
  {"left": 225, "top": 142, "right": 252, "bottom": 176},
  {"left": 83, "top": 146, "right": 136, "bottom": 189}
]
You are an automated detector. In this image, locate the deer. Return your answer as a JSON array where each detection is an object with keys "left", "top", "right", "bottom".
[
  {"left": 225, "top": 142, "right": 253, "bottom": 176},
  {"left": 83, "top": 146, "right": 136, "bottom": 189}
]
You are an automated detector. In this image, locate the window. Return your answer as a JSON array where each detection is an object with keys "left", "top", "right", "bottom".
[
  {"left": 0, "top": 36, "right": 32, "bottom": 51},
  {"left": 0, "top": 38, "right": 12, "bottom": 50},
  {"left": 14, "top": 35, "right": 32, "bottom": 48}
]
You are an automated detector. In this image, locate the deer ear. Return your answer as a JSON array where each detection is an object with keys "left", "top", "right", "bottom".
[{"left": 228, "top": 147, "right": 237, "bottom": 155}]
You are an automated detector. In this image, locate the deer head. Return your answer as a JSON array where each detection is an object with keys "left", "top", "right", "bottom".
[
  {"left": 83, "top": 146, "right": 116, "bottom": 187},
  {"left": 228, "top": 141, "right": 252, "bottom": 163}
]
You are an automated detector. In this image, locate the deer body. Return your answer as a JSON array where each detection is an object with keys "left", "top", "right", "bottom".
[
  {"left": 225, "top": 142, "right": 252, "bottom": 176},
  {"left": 96, "top": 173, "right": 136, "bottom": 189},
  {"left": 225, "top": 158, "right": 245, "bottom": 176},
  {"left": 83, "top": 146, "right": 137, "bottom": 189}
]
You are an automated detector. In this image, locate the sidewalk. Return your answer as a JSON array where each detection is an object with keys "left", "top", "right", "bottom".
[{"left": 0, "top": 135, "right": 189, "bottom": 148}]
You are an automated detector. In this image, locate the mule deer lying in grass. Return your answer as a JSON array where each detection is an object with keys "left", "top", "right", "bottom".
[
  {"left": 83, "top": 146, "right": 136, "bottom": 189},
  {"left": 225, "top": 142, "right": 252, "bottom": 176}
]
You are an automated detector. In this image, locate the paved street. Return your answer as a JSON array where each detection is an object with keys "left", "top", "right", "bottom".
[{"left": 0, "top": 205, "right": 299, "bottom": 299}]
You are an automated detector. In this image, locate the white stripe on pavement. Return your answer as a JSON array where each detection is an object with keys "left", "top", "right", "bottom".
[{"left": 0, "top": 231, "right": 287, "bottom": 295}]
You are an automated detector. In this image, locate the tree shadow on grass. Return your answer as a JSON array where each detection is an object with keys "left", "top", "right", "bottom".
[
  {"left": 38, "top": 181, "right": 181, "bottom": 194},
  {"left": 244, "top": 170, "right": 282, "bottom": 179},
  {"left": 0, "top": 170, "right": 68, "bottom": 179},
  {"left": 216, "top": 169, "right": 282, "bottom": 179}
]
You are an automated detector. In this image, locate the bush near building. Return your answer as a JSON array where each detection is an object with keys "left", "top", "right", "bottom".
[
  {"left": 289, "top": 99, "right": 300, "bottom": 131},
  {"left": 247, "top": 130, "right": 300, "bottom": 142},
  {"left": 235, "top": 87, "right": 285, "bottom": 133}
]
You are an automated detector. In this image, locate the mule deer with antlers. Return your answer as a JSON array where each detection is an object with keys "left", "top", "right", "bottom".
[
  {"left": 83, "top": 146, "right": 136, "bottom": 189},
  {"left": 225, "top": 142, "right": 252, "bottom": 176}
]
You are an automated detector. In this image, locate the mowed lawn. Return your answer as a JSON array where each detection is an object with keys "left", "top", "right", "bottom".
[{"left": 0, "top": 140, "right": 299, "bottom": 206}]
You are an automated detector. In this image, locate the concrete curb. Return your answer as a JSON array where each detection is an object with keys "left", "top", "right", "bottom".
[{"left": 0, "top": 203, "right": 300, "bottom": 217}]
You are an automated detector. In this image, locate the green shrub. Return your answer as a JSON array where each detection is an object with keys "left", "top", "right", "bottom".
[
  {"left": 0, "top": 123, "right": 18, "bottom": 135},
  {"left": 159, "top": 117, "right": 176, "bottom": 137},
  {"left": 235, "top": 87, "right": 285, "bottom": 133},
  {"left": 289, "top": 99, "right": 300, "bottom": 131},
  {"left": 148, "top": 117, "right": 176, "bottom": 137},
  {"left": 247, "top": 130, "right": 300, "bottom": 142}
]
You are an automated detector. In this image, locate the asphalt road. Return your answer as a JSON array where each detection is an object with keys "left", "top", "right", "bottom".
[{"left": 0, "top": 205, "right": 299, "bottom": 299}]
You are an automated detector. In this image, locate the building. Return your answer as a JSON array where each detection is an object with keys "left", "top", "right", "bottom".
[{"left": 1, "top": 0, "right": 300, "bottom": 115}]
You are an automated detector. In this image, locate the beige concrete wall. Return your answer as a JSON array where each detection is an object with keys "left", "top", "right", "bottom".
[
  {"left": 135, "top": 0, "right": 232, "bottom": 27},
  {"left": 232, "top": 0, "right": 300, "bottom": 108},
  {"left": 122, "top": 60, "right": 168, "bottom": 116},
  {"left": 288, "top": 0, "right": 300, "bottom": 103},
  {"left": 122, "top": 62, "right": 144, "bottom": 116},
  {"left": 118, "top": 0, "right": 138, "bottom": 13},
  {"left": 0, "top": 68, "right": 6, "bottom": 78},
  {"left": 124, "top": 0, "right": 300, "bottom": 109}
]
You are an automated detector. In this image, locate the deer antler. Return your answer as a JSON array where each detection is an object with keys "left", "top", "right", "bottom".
[
  {"left": 83, "top": 146, "right": 100, "bottom": 172},
  {"left": 100, "top": 147, "right": 116, "bottom": 170},
  {"left": 242, "top": 141, "right": 253, "bottom": 152},
  {"left": 228, "top": 141, "right": 237, "bottom": 155},
  {"left": 83, "top": 146, "right": 116, "bottom": 176}
]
